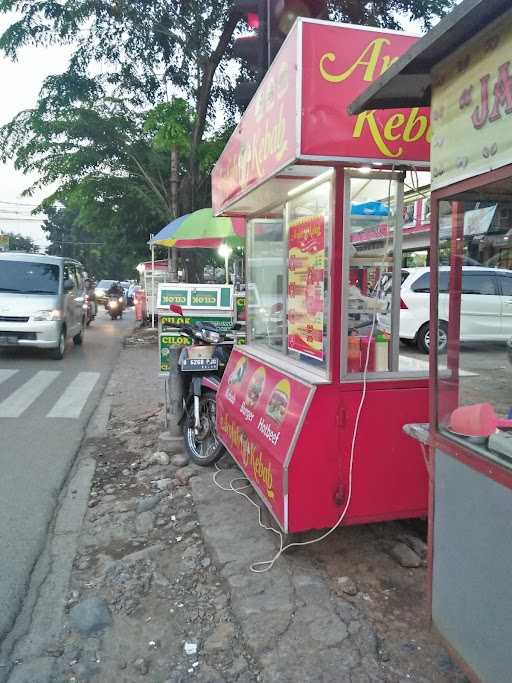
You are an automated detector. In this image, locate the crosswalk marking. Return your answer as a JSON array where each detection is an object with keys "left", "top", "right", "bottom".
[
  {"left": 46, "top": 371, "right": 100, "bottom": 419},
  {"left": 0, "top": 369, "right": 18, "bottom": 386},
  {"left": 0, "top": 370, "right": 61, "bottom": 418}
]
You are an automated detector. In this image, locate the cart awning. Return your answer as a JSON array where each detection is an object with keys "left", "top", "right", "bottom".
[{"left": 348, "top": 0, "right": 511, "bottom": 114}]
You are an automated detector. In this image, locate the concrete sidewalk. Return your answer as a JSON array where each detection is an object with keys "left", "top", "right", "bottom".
[{"left": 4, "top": 332, "right": 467, "bottom": 682}]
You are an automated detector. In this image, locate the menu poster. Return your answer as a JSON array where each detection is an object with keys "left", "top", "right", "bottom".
[
  {"left": 216, "top": 349, "right": 313, "bottom": 526},
  {"left": 287, "top": 215, "right": 325, "bottom": 361}
]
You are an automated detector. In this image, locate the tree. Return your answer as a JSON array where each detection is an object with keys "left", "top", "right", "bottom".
[{"left": 2, "top": 232, "right": 38, "bottom": 253}]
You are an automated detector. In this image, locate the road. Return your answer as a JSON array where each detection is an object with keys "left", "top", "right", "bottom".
[{"left": 0, "top": 309, "right": 133, "bottom": 645}]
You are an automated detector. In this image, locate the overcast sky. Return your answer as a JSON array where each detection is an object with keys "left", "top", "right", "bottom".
[{"left": 0, "top": 10, "right": 429, "bottom": 251}]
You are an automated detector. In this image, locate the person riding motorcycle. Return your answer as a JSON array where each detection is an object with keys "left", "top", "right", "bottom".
[{"left": 107, "top": 281, "right": 124, "bottom": 300}]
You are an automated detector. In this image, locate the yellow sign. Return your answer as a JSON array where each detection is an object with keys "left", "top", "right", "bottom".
[{"left": 431, "top": 10, "right": 512, "bottom": 190}]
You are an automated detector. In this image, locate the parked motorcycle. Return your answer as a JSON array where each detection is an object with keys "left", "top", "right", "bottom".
[
  {"left": 106, "top": 295, "right": 124, "bottom": 320},
  {"left": 170, "top": 305, "right": 235, "bottom": 466},
  {"left": 84, "top": 293, "right": 96, "bottom": 326}
]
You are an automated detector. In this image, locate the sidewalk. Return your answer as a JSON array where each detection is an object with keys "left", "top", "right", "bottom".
[{"left": 10, "top": 331, "right": 467, "bottom": 682}]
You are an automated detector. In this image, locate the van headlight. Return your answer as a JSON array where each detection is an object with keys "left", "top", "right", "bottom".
[{"left": 31, "top": 310, "right": 63, "bottom": 322}]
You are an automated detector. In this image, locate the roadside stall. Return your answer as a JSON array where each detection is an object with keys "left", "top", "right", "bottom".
[
  {"left": 156, "top": 283, "right": 234, "bottom": 374},
  {"left": 212, "top": 18, "right": 432, "bottom": 535},
  {"left": 349, "top": 1, "right": 512, "bottom": 680}
]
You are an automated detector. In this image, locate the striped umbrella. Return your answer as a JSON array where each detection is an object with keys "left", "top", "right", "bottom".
[{"left": 150, "top": 208, "right": 245, "bottom": 249}]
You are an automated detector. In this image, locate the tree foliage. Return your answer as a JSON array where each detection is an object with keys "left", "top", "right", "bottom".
[
  {"left": 0, "top": 0, "right": 454, "bottom": 274},
  {"left": 3, "top": 231, "right": 38, "bottom": 253}
]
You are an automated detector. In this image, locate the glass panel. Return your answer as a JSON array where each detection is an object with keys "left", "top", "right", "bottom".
[
  {"left": 436, "top": 177, "right": 512, "bottom": 469},
  {"left": 247, "top": 213, "right": 285, "bottom": 351},
  {"left": 286, "top": 179, "right": 331, "bottom": 369}
]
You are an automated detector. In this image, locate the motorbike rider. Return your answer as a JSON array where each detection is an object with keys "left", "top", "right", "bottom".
[
  {"left": 84, "top": 277, "right": 97, "bottom": 316},
  {"left": 107, "top": 281, "right": 124, "bottom": 301}
]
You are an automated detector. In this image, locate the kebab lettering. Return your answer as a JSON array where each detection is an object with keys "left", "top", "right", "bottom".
[{"left": 320, "top": 37, "right": 431, "bottom": 157}]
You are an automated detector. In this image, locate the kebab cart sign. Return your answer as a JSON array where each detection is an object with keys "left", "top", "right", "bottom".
[
  {"left": 157, "top": 283, "right": 233, "bottom": 310},
  {"left": 216, "top": 350, "right": 313, "bottom": 527},
  {"left": 430, "top": 11, "right": 512, "bottom": 190},
  {"left": 287, "top": 215, "right": 325, "bottom": 361},
  {"left": 212, "top": 21, "right": 429, "bottom": 214}
]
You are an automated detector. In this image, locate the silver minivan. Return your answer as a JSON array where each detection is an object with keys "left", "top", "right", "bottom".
[{"left": 0, "top": 252, "right": 87, "bottom": 359}]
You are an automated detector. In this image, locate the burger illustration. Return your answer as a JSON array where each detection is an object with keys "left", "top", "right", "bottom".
[
  {"left": 245, "top": 367, "right": 266, "bottom": 408},
  {"left": 228, "top": 356, "right": 248, "bottom": 385},
  {"left": 266, "top": 379, "right": 290, "bottom": 424}
]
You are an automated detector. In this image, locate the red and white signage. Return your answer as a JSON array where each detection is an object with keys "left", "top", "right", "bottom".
[
  {"left": 216, "top": 349, "right": 314, "bottom": 526},
  {"left": 212, "top": 20, "right": 430, "bottom": 215}
]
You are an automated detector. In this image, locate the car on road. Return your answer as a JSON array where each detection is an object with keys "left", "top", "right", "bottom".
[
  {"left": 382, "top": 266, "right": 512, "bottom": 353},
  {"left": 94, "top": 279, "right": 117, "bottom": 305},
  {"left": 0, "top": 252, "right": 87, "bottom": 359}
]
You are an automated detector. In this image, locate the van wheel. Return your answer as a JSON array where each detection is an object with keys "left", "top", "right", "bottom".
[
  {"left": 417, "top": 321, "right": 448, "bottom": 354},
  {"left": 49, "top": 328, "right": 66, "bottom": 360},
  {"left": 73, "top": 320, "right": 85, "bottom": 345}
]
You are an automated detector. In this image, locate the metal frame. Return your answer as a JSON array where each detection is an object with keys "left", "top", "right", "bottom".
[
  {"left": 340, "top": 169, "right": 426, "bottom": 381},
  {"left": 428, "top": 161, "right": 512, "bottom": 487}
]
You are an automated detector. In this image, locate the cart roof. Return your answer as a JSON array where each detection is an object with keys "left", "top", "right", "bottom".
[{"left": 348, "top": 0, "right": 511, "bottom": 114}]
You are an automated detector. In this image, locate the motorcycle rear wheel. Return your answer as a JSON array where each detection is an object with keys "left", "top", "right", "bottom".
[{"left": 182, "top": 391, "right": 225, "bottom": 466}]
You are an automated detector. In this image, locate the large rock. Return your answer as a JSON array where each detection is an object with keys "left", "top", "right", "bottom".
[
  {"left": 136, "top": 511, "right": 155, "bottom": 534},
  {"left": 171, "top": 452, "right": 189, "bottom": 468},
  {"left": 175, "top": 465, "right": 198, "bottom": 485},
  {"left": 149, "top": 451, "right": 170, "bottom": 466},
  {"left": 136, "top": 495, "right": 161, "bottom": 513},
  {"left": 69, "top": 597, "right": 112, "bottom": 635},
  {"left": 205, "top": 623, "right": 235, "bottom": 653},
  {"left": 158, "top": 432, "right": 184, "bottom": 455},
  {"left": 389, "top": 542, "right": 422, "bottom": 568}
]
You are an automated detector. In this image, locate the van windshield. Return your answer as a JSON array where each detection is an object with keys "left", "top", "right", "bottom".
[{"left": 0, "top": 261, "right": 60, "bottom": 294}]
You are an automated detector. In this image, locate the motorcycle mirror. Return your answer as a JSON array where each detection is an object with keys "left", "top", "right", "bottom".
[{"left": 170, "top": 304, "right": 184, "bottom": 316}]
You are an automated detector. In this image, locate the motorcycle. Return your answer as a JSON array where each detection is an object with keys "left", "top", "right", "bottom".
[
  {"left": 171, "top": 305, "right": 235, "bottom": 466},
  {"left": 83, "top": 293, "right": 96, "bottom": 326},
  {"left": 106, "top": 295, "right": 124, "bottom": 320}
]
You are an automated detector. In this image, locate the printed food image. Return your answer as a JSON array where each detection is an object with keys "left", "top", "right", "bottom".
[
  {"left": 245, "top": 367, "right": 266, "bottom": 408},
  {"left": 266, "top": 379, "right": 291, "bottom": 424},
  {"left": 228, "top": 356, "right": 248, "bottom": 385}
]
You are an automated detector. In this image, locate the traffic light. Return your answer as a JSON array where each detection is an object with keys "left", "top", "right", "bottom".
[
  {"left": 232, "top": 1, "right": 267, "bottom": 109},
  {"left": 269, "top": 1, "right": 328, "bottom": 62},
  {"left": 232, "top": 0, "right": 329, "bottom": 110}
]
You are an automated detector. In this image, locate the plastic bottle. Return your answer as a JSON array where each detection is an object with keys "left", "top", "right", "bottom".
[
  {"left": 347, "top": 333, "right": 361, "bottom": 373},
  {"left": 374, "top": 333, "right": 389, "bottom": 372},
  {"left": 360, "top": 336, "right": 375, "bottom": 372}
]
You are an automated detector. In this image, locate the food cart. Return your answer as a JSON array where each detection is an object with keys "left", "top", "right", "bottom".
[
  {"left": 349, "top": 1, "right": 512, "bottom": 680},
  {"left": 212, "top": 18, "right": 432, "bottom": 535}
]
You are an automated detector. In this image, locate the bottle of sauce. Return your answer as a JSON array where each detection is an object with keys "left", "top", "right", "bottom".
[
  {"left": 374, "top": 333, "right": 389, "bottom": 372},
  {"left": 347, "top": 332, "right": 361, "bottom": 373}
]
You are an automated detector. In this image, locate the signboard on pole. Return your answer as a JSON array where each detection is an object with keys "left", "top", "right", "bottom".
[{"left": 0, "top": 234, "right": 9, "bottom": 252}]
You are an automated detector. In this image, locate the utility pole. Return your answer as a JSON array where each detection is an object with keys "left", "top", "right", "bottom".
[{"left": 166, "top": 144, "right": 183, "bottom": 440}]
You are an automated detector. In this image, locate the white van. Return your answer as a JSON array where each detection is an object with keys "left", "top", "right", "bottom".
[
  {"left": 393, "top": 266, "right": 512, "bottom": 353},
  {"left": 0, "top": 252, "right": 87, "bottom": 359}
]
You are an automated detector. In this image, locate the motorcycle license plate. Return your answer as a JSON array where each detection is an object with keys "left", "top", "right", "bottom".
[{"left": 181, "top": 357, "right": 218, "bottom": 371}]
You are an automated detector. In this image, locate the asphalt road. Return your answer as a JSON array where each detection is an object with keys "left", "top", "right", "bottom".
[{"left": 0, "top": 308, "right": 133, "bottom": 644}]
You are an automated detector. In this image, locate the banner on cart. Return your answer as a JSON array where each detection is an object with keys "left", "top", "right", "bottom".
[
  {"left": 430, "top": 12, "right": 512, "bottom": 190},
  {"left": 301, "top": 22, "right": 430, "bottom": 163},
  {"left": 157, "top": 283, "right": 233, "bottom": 310},
  {"left": 160, "top": 314, "right": 233, "bottom": 333},
  {"left": 159, "top": 332, "right": 192, "bottom": 373},
  {"left": 287, "top": 215, "right": 325, "bottom": 361},
  {"left": 216, "top": 349, "right": 313, "bottom": 526},
  {"left": 212, "top": 26, "right": 298, "bottom": 215}
]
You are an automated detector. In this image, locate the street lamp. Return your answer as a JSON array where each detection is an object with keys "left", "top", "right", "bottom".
[{"left": 218, "top": 244, "right": 233, "bottom": 284}]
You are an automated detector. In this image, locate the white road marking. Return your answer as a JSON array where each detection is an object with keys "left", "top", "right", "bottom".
[
  {"left": 46, "top": 371, "right": 100, "bottom": 419},
  {"left": 0, "top": 369, "right": 18, "bottom": 386},
  {"left": 0, "top": 371, "right": 61, "bottom": 418}
]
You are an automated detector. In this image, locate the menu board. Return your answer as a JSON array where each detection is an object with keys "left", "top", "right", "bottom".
[
  {"left": 287, "top": 215, "right": 326, "bottom": 361},
  {"left": 216, "top": 349, "right": 314, "bottom": 526}
]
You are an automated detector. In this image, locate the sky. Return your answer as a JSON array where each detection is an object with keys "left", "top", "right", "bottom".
[
  {"left": 0, "top": 14, "right": 73, "bottom": 250},
  {"left": 0, "top": 9, "right": 429, "bottom": 251}
]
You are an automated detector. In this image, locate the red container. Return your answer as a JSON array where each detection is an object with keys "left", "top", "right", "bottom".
[{"left": 360, "top": 336, "right": 375, "bottom": 372}]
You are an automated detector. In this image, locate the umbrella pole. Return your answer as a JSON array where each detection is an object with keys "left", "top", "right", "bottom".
[{"left": 151, "top": 242, "right": 155, "bottom": 329}]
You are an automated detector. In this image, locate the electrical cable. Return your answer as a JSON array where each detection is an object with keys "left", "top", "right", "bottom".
[{"left": 213, "top": 166, "right": 398, "bottom": 573}]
